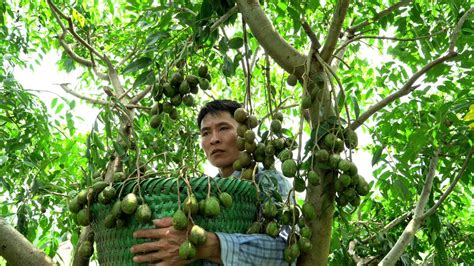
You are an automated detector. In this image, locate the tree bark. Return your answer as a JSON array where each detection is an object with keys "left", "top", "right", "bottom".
[{"left": 0, "top": 218, "right": 54, "bottom": 266}]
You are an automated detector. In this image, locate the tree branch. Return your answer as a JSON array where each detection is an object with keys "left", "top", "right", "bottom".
[
  {"left": 350, "top": 51, "right": 457, "bottom": 130},
  {"left": 422, "top": 146, "right": 473, "bottom": 219},
  {"left": 59, "top": 84, "right": 107, "bottom": 105},
  {"left": 236, "top": 0, "right": 306, "bottom": 76},
  {"left": 449, "top": 7, "right": 474, "bottom": 53},
  {"left": 380, "top": 151, "right": 439, "bottom": 265},
  {"left": 347, "top": 0, "right": 413, "bottom": 35},
  {"left": 360, "top": 211, "right": 412, "bottom": 244},
  {"left": 301, "top": 20, "right": 321, "bottom": 50},
  {"left": 320, "top": 0, "right": 350, "bottom": 62},
  {"left": 72, "top": 226, "right": 93, "bottom": 266},
  {"left": 129, "top": 84, "right": 153, "bottom": 104},
  {"left": 0, "top": 218, "right": 54, "bottom": 265},
  {"left": 349, "top": 240, "right": 380, "bottom": 265},
  {"left": 210, "top": 5, "right": 239, "bottom": 33}
]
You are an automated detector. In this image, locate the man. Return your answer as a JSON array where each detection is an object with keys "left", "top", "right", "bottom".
[{"left": 131, "top": 100, "right": 292, "bottom": 265}]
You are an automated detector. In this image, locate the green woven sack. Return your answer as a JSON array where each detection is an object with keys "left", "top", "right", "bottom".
[{"left": 91, "top": 176, "right": 257, "bottom": 265}]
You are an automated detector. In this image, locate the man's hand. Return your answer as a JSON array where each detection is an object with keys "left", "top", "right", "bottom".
[
  {"left": 131, "top": 217, "right": 222, "bottom": 265},
  {"left": 131, "top": 217, "right": 192, "bottom": 266}
]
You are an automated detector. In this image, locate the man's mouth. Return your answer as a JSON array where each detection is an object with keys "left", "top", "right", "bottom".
[{"left": 211, "top": 149, "right": 225, "bottom": 155}]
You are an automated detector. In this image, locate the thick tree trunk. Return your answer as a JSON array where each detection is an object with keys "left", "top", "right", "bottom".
[{"left": 0, "top": 218, "right": 54, "bottom": 265}]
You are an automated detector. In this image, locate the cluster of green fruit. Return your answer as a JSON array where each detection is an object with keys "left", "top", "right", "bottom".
[
  {"left": 314, "top": 127, "right": 369, "bottom": 207},
  {"left": 171, "top": 192, "right": 233, "bottom": 260},
  {"left": 149, "top": 65, "right": 211, "bottom": 128},
  {"left": 245, "top": 200, "right": 316, "bottom": 263},
  {"left": 232, "top": 108, "right": 295, "bottom": 179}
]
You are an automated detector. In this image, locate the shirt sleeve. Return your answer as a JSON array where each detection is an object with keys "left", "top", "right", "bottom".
[{"left": 213, "top": 232, "right": 290, "bottom": 266}]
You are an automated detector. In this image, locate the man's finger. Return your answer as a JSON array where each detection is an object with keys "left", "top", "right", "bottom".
[
  {"left": 133, "top": 228, "right": 163, "bottom": 239},
  {"left": 132, "top": 250, "right": 162, "bottom": 264},
  {"left": 130, "top": 241, "right": 163, "bottom": 254},
  {"left": 153, "top": 217, "right": 173, "bottom": 227}
]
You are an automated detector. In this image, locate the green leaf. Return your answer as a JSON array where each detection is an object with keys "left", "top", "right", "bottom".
[
  {"left": 122, "top": 57, "right": 153, "bottom": 74},
  {"left": 228, "top": 37, "right": 243, "bottom": 49},
  {"left": 372, "top": 146, "right": 383, "bottom": 166}
]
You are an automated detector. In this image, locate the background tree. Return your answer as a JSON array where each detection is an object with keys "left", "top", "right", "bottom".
[{"left": 1, "top": 0, "right": 472, "bottom": 265}]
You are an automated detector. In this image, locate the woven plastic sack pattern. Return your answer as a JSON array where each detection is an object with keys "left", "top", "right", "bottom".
[{"left": 91, "top": 176, "right": 257, "bottom": 266}]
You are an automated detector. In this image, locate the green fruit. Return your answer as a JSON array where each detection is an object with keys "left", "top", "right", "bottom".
[
  {"left": 262, "top": 201, "right": 278, "bottom": 219},
  {"left": 111, "top": 200, "right": 122, "bottom": 218},
  {"left": 172, "top": 209, "right": 188, "bottom": 230},
  {"left": 265, "top": 221, "right": 280, "bottom": 238},
  {"left": 103, "top": 213, "right": 116, "bottom": 228},
  {"left": 246, "top": 221, "right": 262, "bottom": 234},
  {"left": 182, "top": 95, "right": 194, "bottom": 106},
  {"left": 307, "top": 170, "right": 320, "bottom": 186},
  {"left": 186, "top": 75, "right": 199, "bottom": 87},
  {"left": 244, "top": 141, "right": 257, "bottom": 153},
  {"left": 264, "top": 144, "right": 275, "bottom": 156},
  {"left": 340, "top": 174, "right": 352, "bottom": 187},
  {"left": 113, "top": 172, "right": 125, "bottom": 182},
  {"left": 300, "top": 226, "right": 312, "bottom": 239},
  {"left": 255, "top": 143, "right": 266, "bottom": 156},
  {"left": 92, "top": 181, "right": 108, "bottom": 195},
  {"left": 329, "top": 154, "right": 341, "bottom": 169},
  {"left": 278, "top": 149, "right": 292, "bottom": 161},
  {"left": 350, "top": 195, "right": 361, "bottom": 207},
  {"left": 198, "top": 78, "right": 210, "bottom": 90},
  {"left": 78, "top": 240, "right": 94, "bottom": 259},
  {"left": 293, "top": 177, "right": 306, "bottom": 192},
  {"left": 163, "top": 82, "right": 177, "bottom": 97},
  {"left": 270, "top": 119, "right": 282, "bottom": 133},
  {"left": 183, "top": 194, "right": 199, "bottom": 215},
  {"left": 338, "top": 159, "right": 351, "bottom": 172},
  {"left": 77, "top": 208, "right": 91, "bottom": 226},
  {"left": 348, "top": 162, "right": 358, "bottom": 176},
  {"left": 298, "top": 237, "right": 312, "bottom": 253},
  {"left": 169, "top": 108, "right": 179, "bottom": 120},
  {"left": 179, "top": 240, "right": 197, "bottom": 260},
  {"left": 282, "top": 159, "right": 297, "bottom": 177},
  {"left": 198, "top": 199, "right": 206, "bottom": 214},
  {"left": 162, "top": 102, "right": 173, "bottom": 113},
  {"left": 284, "top": 246, "right": 295, "bottom": 263},
  {"left": 150, "top": 115, "right": 162, "bottom": 128},
  {"left": 334, "top": 138, "right": 345, "bottom": 153},
  {"left": 236, "top": 137, "right": 246, "bottom": 151},
  {"left": 219, "top": 192, "right": 233, "bottom": 208},
  {"left": 244, "top": 130, "right": 256, "bottom": 142},
  {"left": 272, "top": 138, "right": 286, "bottom": 151},
  {"left": 170, "top": 72, "right": 184, "bottom": 87},
  {"left": 234, "top": 108, "right": 248, "bottom": 123},
  {"left": 237, "top": 124, "right": 248, "bottom": 137},
  {"left": 262, "top": 156, "right": 275, "bottom": 169},
  {"left": 314, "top": 149, "right": 329, "bottom": 162},
  {"left": 356, "top": 175, "right": 370, "bottom": 196},
  {"left": 274, "top": 112, "right": 284, "bottom": 121},
  {"left": 198, "top": 65, "right": 208, "bottom": 78},
  {"left": 239, "top": 151, "right": 252, "bottom": 168},
  {"left": 204, "top": 196, "right": 221, "bottom": 217},
  {"left": 287, "top": 74, "right": 298, "bottom": 86},
  {"left": 98, "top": 191, "right": 111, "bottom": 204},
  {"left": 290, "top": 243, "right": 300, "bottom": 258},
  {"left": 343, "top": 188, "right": 357, "bottom": 200},
  {"left": 189, "top": 225, "right": 207, "bottom": 246},
  {"left": 136, "top": 204, "right": 152, "bottom": 223},
  {"left": 302, "top": 203, "right": 316, "bottom": 220},
  {"left": 248, "top": 115, "right": 258, "bottom": 128},
  {"left": 121, "top": 193, "right": 138, "bottom": 214},
  {"left": 323, "top": 133, "right": 338, "bottom": 148},
  {"left": 151, "top": 103, "right": 160, "bottom": 115},
  {"left": 344, "top": 129, "right": 358, "bottom": 149},
  {"left": 232, "top": 159, "right": 242, "bottom": 171},
  {"left": 179, "top": 80, "right": 190, "bottom": 94},
  {"left": 103, "top": 186, "right": 116, "bottom": 200},
  {"left": 335, "top": 179, "right": 344, "bottom": 193},
  {"left": 69, "top": 197, "right": 82, "bottom": 214},
  {"left": 301, "top": 95, "right": 312, "bottom": 109},
  {"left": 170, "top": 94, "right": 182, "bottom": 106},
  {"left": 280, "top": 210, "right": 292, "bottom": 225},
  {"left": 77, "top": 189, "right": 89, "bottom": 205},
  {"left": 241, "top": 168, "right": 254, "bottom": 180}
]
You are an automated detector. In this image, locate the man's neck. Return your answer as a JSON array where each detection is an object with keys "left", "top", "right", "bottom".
[{"left": 219, "top": 167, "right": 234, "bottom": 178}]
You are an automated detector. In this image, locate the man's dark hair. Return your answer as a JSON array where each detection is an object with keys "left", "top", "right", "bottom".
[{"left": 197, "top": 99, "right": 242, "bottom": 128}]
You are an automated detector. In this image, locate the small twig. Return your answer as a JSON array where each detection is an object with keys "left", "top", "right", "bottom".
[
  {"left": 210, "top": 5, "right": 239, "bottom": 33},
  {"left": 422, "top": 146, "right": 473, "bottom": 219},
  {"left": 449, "top": 7, "right": 474, "bottom": 52},
  {"left": 301, "top": 19, "right": 321, "bottom": 50}
]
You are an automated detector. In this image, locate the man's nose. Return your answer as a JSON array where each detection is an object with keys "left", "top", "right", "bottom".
[{"left": 210, "top": 131, "right": 220, "bottom": 145}]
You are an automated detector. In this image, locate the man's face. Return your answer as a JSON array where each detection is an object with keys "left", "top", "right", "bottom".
[{"left": 200, "top": 111, "right": 240, "bottom": 173}]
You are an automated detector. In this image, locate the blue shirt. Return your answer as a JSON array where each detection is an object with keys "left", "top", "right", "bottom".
[{"left": 203, "top": 167, "right": 294, "bottom": 266}]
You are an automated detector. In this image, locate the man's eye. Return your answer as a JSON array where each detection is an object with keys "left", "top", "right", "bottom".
[
  {"left": 220, "top": 127, "right": 229, "bottom": 131},
  {"left": 201, "top": 132, "right": 209, "bottom": 137}
]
